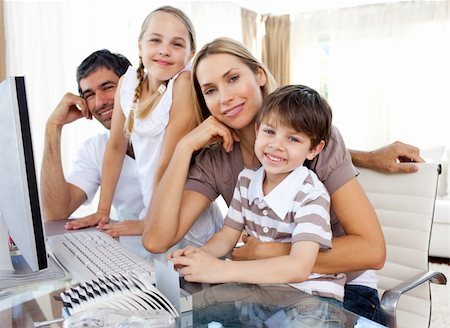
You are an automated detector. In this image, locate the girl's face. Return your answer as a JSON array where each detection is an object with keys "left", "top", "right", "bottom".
[
  {"left": 139, "top": 12, "right": 193, "bottom": 82},
  {"left": 196, "top": 53, "right": 267, "bottom": 130}
]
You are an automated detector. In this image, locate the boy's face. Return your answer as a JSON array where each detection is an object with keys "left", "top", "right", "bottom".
[{"left": 254, "top": 117, "right": 321, "bottom": 180}]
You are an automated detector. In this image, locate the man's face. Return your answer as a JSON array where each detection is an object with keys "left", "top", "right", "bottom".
[{"left": 78, "top": 67, "right": 119, "bottom": 129}]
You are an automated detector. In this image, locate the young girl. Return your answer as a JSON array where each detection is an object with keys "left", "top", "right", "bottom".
[{"left": 66, "top": 6, "right": 221, "bottom": 245}]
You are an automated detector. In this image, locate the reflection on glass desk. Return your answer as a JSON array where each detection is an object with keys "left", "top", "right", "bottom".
[
  {"left": 1, "top": 278, "right": 386, "bottom": 327},
  {"left": 0, "top": 220, "right": 386, "bottom": 327}
]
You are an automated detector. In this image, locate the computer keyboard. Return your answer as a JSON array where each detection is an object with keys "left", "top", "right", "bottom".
[{"left": 47, "top": 231, "right": 155, "bottom": 284}]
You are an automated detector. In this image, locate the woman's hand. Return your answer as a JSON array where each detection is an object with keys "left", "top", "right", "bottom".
[
  {"left": 65, "top": 209, "right": 109, "bottom": 230},
  {"left": 97, "top": 220, "right": 144, "bottom": 237},
  {"left": 180, "top": 116, "right": 240, "bottom": 153}
]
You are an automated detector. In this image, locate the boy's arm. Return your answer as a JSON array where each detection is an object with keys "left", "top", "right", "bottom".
[
  {"left": 201, "top": 225, "right": 242, "bottom": 258},
  {"left": 172, "top": 241, "right": 319, "bottom": 284}
]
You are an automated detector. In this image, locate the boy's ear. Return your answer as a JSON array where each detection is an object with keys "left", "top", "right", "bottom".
[{"left": 307, "top": 140, "right": 325, "bottom": 160}]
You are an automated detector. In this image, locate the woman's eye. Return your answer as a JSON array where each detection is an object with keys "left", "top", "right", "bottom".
[
  {"left": 230, "top": 75, "right": 239, "bottom": 83},
  {"left": 204, "top": 88, "right": 215, "bottom": 96}
]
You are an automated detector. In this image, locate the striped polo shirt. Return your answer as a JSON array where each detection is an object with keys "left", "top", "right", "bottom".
[{"left": 224, "top": 166, "right": 346, "bottom": 301}]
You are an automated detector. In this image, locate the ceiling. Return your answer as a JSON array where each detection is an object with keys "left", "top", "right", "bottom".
[{"left": 235, "top": 0, "right": 401, "bottom": 15}]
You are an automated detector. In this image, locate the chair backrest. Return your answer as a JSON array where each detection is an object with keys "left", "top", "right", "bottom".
[{"left": 357, "top": 163, "right": 440, "bottom": 328}]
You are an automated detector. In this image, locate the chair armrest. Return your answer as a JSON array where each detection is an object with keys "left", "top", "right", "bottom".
[{"left": 381, "top": 270, "right": 447, "bottom": 328}]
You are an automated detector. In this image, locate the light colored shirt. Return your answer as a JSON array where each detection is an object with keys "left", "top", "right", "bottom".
[
  {"left": 66, "top": 132, "right": 144, "bottom": 219},
  {"left": 225, "top": 166, "right": 345, "bottom": 301}
]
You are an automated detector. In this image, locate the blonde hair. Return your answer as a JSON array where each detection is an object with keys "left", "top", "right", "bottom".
[
  {"left": 124, "top": 6, "right": 196, "bottom": 137},
  {"left": 191, "top": 37, "right": 277, "bottom": 124}
]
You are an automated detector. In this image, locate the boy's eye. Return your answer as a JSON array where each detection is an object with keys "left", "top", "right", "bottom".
[
  {"left": 263, "top": 128, "right": 274, "bottom": 134},
  {"left": 289, "top": 136, "right": 300, "bottom": 142}
]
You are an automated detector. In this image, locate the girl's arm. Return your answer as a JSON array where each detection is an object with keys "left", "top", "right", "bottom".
[
  {"left": 143, "top": 116, "right": 238, "bottom": 253},
  {"left": 172, "top": 241, "right": 320, "bottom": 284},
  {"left": 151, "top": 71, "right": 197, "bottom": 189},
  {"left": 65, "top": 78, "right": 128, "bottom": 230},
  {"left": 232, "top": 178, "right": 386, "bottom": 273}
]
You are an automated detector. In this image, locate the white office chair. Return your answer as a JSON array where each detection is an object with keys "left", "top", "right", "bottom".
[{"left": 357, "top": 163, "right": 447, "bottom": 328}]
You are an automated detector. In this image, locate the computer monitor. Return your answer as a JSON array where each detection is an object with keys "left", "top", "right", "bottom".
[{"left": 0, "top": 76, "right": 47, "bottom": 272}]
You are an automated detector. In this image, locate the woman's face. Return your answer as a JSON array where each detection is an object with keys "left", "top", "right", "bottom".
[{"left": 195, "top": 53, "right": 266, "bottom": 130}]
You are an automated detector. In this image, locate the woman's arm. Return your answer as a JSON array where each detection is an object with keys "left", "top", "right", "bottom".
[
  {"left": 313, "top": 177, "right": 385, "bottom": 273},
  {"left": 65, "top": 79, "right": 128, "bottom": 230},
  {"left": 143, "top": 115, "right": 238, "bottom": 253},
  {"left": 350, "top": 141, "right": 424, "bottom": 173}
]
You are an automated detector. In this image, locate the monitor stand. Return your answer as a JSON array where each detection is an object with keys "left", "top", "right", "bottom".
[{"left": 0, "top": 213, "right": 67, "bottom": 290}]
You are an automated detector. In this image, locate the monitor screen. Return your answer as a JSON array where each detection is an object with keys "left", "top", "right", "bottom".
[{"left": 0, "top": 76, "right": 47, "bottom": 272}]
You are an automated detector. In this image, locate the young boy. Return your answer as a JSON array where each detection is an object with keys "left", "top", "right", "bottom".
[{"left": 170, "top": 85, "right": 345, "bottom": 304}]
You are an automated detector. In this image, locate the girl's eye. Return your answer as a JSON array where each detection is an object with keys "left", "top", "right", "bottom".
[
  {"left": 263, "top": 128, "right": 274, "bottom": 135},
  {"left": 230, "top": 75, "right": 239, "bottom": 83},
  {"left": 149, "top": 38, "right": 160, "bottom": 43},
  {"left": 173, "top": 42, "right": 185, "bottom": 48}
]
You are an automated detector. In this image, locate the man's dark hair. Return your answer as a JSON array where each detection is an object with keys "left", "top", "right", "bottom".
[
  {"left": 256, "top": 84, "right": 333, "bottom": 149},
  {"left": 76, "top": 49, "right": 131, "bottom": 95}
]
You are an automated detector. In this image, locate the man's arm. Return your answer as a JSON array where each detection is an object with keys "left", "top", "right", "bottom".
[
  {"left": 350, "top": 141, "right": 424, "bottom": 173},
  {"left": 40, "top": 93, "right": 90, "bottom": 220}
]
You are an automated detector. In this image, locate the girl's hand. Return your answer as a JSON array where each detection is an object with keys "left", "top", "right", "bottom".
[
  {"left": 170, "top": 247, "right": 225, "bottom": 283},
  {"left": 97, "top": 220, "right": 144, "bottom": 237},
  {"left": 180, "top": 116, "right": 240, "bottom": 153},
  {"left": 65, "top": 209, "right": 110, "bottom": 230}
]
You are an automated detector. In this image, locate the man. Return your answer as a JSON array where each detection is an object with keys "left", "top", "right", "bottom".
[{"left": 40, "top": 49, "right": 145, "bottom": 224}]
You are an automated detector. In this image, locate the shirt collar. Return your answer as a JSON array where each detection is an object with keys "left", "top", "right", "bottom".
[{"left": 247, "top": 166, "right": 310, "bottom": 219}]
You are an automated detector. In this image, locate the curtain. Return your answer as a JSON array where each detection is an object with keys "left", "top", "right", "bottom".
[
  {"left": 0, "top": 0, "right": 5, "bottom": 80},
  {"left": 262, "top": 14, "right": 290, "bottom": 86},
  {"left": 241, "top": 8, "right": 257, "bottom": 54},
  {"left": 291, "top": 1, "right": 450, "bottom": 151}
]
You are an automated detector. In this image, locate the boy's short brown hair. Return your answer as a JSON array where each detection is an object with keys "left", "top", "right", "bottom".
[{"left": 256, "top": 85, "right": 332, "bottom": 149}]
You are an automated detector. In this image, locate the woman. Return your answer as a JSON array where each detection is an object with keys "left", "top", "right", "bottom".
[{"left": 143, "top": 37, "right": 423, "bottom": 322}]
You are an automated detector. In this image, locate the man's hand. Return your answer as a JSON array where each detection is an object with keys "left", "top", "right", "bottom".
[
  {"left": 97, "top": 220, "right": 144, "bottom": 237},
  {"left": 352, "top": 141, "right": 425, "bottom": 174},
  {"left": 48, "top": 93, "right": 91, "bottom": 128},
  {"left": 65, "top": 209, "right": 110, "bottom": 230}
]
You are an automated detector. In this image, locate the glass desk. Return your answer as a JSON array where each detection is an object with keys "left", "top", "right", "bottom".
[
  {"left": 0, "top": 279, "right": 386, "bottom": 327},
  {"left": 0, "top": 220, "right": 386, "bottom": 327}
]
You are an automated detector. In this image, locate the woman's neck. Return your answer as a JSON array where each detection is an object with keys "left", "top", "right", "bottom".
[{"left": 237, "top": 123, "right": 259, "bottom": 168}]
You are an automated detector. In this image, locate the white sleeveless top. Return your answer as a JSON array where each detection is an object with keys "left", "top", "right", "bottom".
[{"left": 120, "top": 65, "right": 190, "bottom": 219}]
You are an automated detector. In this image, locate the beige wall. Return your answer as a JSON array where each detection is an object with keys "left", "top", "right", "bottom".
[{"left": 0, "top": 0, "right": 5, "bottom": 80}]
